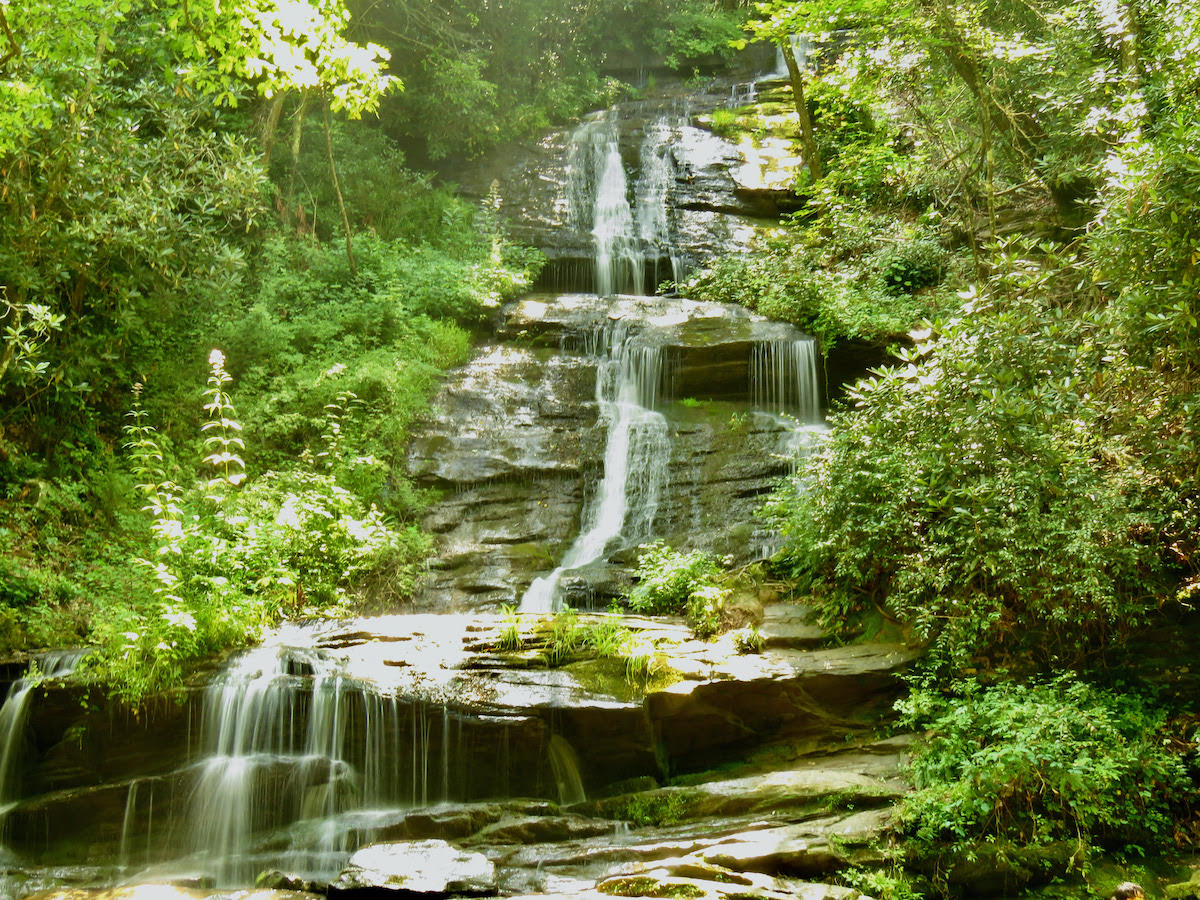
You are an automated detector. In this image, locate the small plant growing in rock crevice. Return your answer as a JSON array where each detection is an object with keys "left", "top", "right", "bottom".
[
  {"left": 496, "top": 603, "right": 523, "bottom": 652},
  {"left": 626, "top": 541, "right": 729, "bottom": 638},
  {"left": 733, "top": 626, "right": 765, "bottom": 654},
  {"left": 607, "top": 790, "right": 695, "bottom": 827}
]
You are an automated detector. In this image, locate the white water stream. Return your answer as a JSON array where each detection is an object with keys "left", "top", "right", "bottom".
[
  {"left": 0, "top": 651, "right": 83, "bottom": 846},
  {"left": 522, "top": 323, "right": 671, "bottom": 612},
  {"left": 178, "top": 637, "right": 474, "bottom": 886}
]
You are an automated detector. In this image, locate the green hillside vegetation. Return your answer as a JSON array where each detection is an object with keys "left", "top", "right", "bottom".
[
  {"left": 686, "top": 0, "right": 1200, "bottom": 891},
  {"left": 4, "top": 0, "right": 1200, "bottom": 893}
]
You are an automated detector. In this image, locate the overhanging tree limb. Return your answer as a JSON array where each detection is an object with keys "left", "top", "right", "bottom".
[{"left": 0, "top": 4, "right": 18, "bottom": 69}]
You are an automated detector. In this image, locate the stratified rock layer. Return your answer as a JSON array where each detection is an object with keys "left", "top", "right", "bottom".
[{"left": 408, "top": 295, "right": 826, "bottom": 611}]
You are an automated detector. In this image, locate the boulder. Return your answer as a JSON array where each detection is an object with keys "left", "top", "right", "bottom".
[
  {"left": 758, "top": 604, "right": 824, "bottom": 650},
  {"left": 328, "top": 840, "right": 497, "bottom": 897}
]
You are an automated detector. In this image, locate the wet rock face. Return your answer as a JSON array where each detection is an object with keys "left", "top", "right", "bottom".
[
  {"left": 328, "top": 839, "right": 497, "bottom": 897},
  {"left": 452, "top": 77, "right": 793, "bottom": 289},
  {"left": 407, "top": 344, "right": 603, "bottom": 611},
  {"left": 409, "top": 295, "right": 824, "bottom": 611},
  {"left": 3, "top": 612, "right": 913, "bottom": 884}
]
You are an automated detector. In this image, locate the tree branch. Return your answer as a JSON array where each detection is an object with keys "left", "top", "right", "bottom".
[{"left": 0, "top": 4, "right": 19, "bottom": 69}]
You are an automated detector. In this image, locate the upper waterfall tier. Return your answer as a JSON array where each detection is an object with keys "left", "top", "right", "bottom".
[{"left": 453, "top": 80, "right": 798, "bottom": 293}]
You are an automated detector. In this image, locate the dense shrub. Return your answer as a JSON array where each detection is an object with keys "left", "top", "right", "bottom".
[
  {"left": 765, "top": 288, "right": 1163, "bottom": 669},
  {"left": 897, "top": 678, "right": 1191, "bottom": 858},
  {"left": 627, "top": 541, "right": 727, "bottom": 637},
  {"left": 872, "top": 237, "right": 948, "bottom": 295},
  {"left": 684, "top": 212, "right": 955, "bottom": 349}
]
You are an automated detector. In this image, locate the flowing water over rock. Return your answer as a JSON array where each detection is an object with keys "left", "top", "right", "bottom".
[
  {"left": 418, "top": 83, "right": 828, "bottom": 613},
  {"left": 1, "top": 611, "right": 915, "bottom": 896},
  {"left": 0, "top": 73, "right": 915, "bottom": 900}
]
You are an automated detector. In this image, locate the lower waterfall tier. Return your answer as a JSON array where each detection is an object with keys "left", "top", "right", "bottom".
[{"left": 0, "top": 613, "right": 915, "bottom": 894}]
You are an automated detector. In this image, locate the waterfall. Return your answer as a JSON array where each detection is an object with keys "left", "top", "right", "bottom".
[
  {"left": 566, "top": 111, "right": 683, "bottom": 295},
  {"left": 636, "top": 117, "right": 686, "bottom": 289},
  {"left": 750, "top": 338, "right": 822, "bottom": 422},
  {"left": 547, "top": 735, "right": 586, "bottom": 806},
  {"left": 774, "top": 33, "right": 813, "bottom": 77},
  {"left": 521, "top": 323, "right": 670, "bottom": 613},
  {"left": 567, "top": 113, "right": 642, "bottom": 296},
  {"left": 0, "top": 650, "right": 83, "bottom": 845},
  {"left": 181, "top": 636, "right": 469, "bottom": 887},
  {"left": 523, "top": 108, "right": 689, "bottom": 612}
]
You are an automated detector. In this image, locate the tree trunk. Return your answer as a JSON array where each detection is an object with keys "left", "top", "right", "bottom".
[
  {"left": 780, "top": 38, "right": 822, "bottom": 182},
  {"left": 281, "top": 93, "right": 308, "bottom": 230},
  {"left": 323, "top": 94, "right": 356, "bottom": 278},
  {"left": 260, "top": 93, "right": 286, "bottom": 166}
]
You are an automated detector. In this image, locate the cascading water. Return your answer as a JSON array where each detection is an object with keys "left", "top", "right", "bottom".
[
  {"left": 566, "top": 110, "right": 685, "bottom": 295},
  {"left": 748, "top": 337, "right": 827, "bottom": 557},
  {"left": 636, "top": 116, "right": 687, "bottom": 289},
  {"left": 751, "top": 338, "right": 822, "bottom": 423},
  {"left": 520, "top": 109, "right": 689, "bottom": 613},
  {"left": 0, "top": 651, "right": 83, "bottom": 842},
  {"left": 774, "top": 33, "right": 813, "bottom": 77},
  {"left": 567, "top": 112, "right": 642, "bottom": 296},
  {"left": 169, "top": 632, "right": 478, "bottom": 886},
  {"left": 521, "top": 322, "right": 670, "bottom": 612}
]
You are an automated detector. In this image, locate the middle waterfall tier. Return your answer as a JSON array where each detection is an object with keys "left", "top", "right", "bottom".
[
  {"left": 521, "top": 321, "right": 671, "bottom": 613},
  {"left": 410, "top": 294, "right": 828, "bottom": 613}
]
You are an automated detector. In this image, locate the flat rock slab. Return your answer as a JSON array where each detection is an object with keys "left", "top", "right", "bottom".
[
  {"left": 758, "top": 604, "right": 824, "bottom": 650},
  {"left": 328, "top": 840, "right": 497, "bottom": 898},
  {"left": 494, "top": 806, "right": 892, "bottom": 878},
  {"left": 596, "top": 866, "right": 870, "bottom": 900},
  {"left": 692, "top": 811, "right": 892, "bottom": 875},
  {"left": 19, "top": 889, "right": 321, "bottom": 900}
]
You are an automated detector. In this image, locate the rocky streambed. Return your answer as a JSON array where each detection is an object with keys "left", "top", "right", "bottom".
[{"left": 2, "top": 605, "right": 916, "bottom": 900}]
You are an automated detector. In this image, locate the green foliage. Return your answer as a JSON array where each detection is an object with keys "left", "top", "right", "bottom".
[
  {"left": 872, "top": 238, "right": 948, "bottom": 296},
  {"left": 367, "top": 0, "right": 642, "bottom": 160},
  {"left": 684, "top": 211, "right": 958, "bottom": 349},
  {"left": 840, "top": 867, "right": 924, "bottom": 900},
  {"left": 159, "top": 0, "right": 398, "bottom": 114},
  {"left": 627, "top": 542, "right": 727, "bottom": 638},
  {"left": 896, "top": 678, "right": 1191, "bottom": 857},
  {"left": 268, "top": 118, "right": 480, "bottom": 248},
  {"left": 599, "top": 877, "right": 704, "bottom": 898},
  {"left": 765, "top": 281, "right": 1162, "bottom": 669},
  {"left": 546, "top": 606, "right": 582, "bottom": 666},
  {"left": 733, "top": 626, "right": 765, "bottom": 654},
  {"left": 608, "top": 790, "right": 695, "bottom": 827},
  {"left": 497, "top": 604, "right": 523, "bottom": 652},
  {"left": 75, "top": 346, "right": 432, "bottom": 705},
  {"left": 651, "top": 2, "right": 746, "bottom": 71}
]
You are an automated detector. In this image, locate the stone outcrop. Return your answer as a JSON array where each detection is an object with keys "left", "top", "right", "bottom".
[
  {"left": 2, "top": 610, "right": 913, "bottom": 894},
  {"left": 408, "top": 295, "right": 827, "bottom": 611}
]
